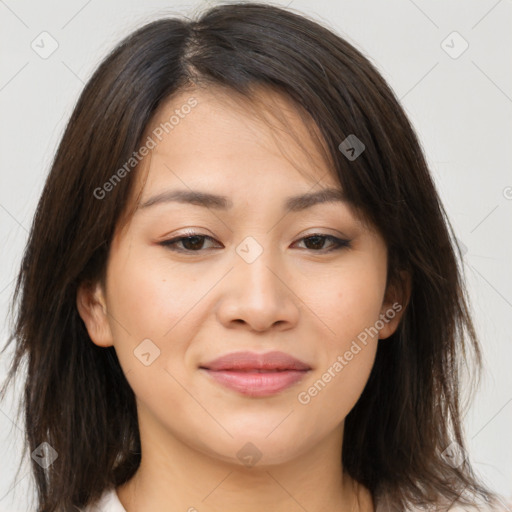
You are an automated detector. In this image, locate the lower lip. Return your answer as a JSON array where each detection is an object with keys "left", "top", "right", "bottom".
[{"left": 202, "top": 369, "right": 309, "bottom": 397}]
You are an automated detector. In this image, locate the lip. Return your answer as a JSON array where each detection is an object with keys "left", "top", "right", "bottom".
[{"left": 200, "top": 351, "right": 311, "bottom": 397}]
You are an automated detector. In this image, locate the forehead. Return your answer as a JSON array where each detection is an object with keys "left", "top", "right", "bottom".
[{"left": 135, "top": 84, "right": 338, "bottom": 194}]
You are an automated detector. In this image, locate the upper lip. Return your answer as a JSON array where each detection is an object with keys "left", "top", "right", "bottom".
[{"left": 200, "top": 351, "right": 311, "bottom": 371}]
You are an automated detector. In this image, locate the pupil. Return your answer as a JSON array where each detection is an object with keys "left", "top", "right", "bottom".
[
  {"left": 184, "top": 236, "right": 204, "bottom": 250},
  {"left": 180, "top": 235, "right": 328, "bottom": 251},
  {"left": 306, "top": 236, "right": 324, "bottom": 250}
]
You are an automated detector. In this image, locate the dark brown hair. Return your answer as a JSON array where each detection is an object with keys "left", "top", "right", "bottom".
[{"left": 0, "top": 2, "right": 506, "bottom": 511}]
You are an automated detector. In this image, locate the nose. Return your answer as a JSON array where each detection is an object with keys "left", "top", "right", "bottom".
[{"left": 215, "top": 248, "right": 300, "bottom": 333}]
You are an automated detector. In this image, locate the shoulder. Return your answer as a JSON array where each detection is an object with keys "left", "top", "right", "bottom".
[
  {"left": 374, "top": 494, "right": 511, "bottom": 512},
  {"left": 80, "top": 487, "right": 127, "bottom": 512}
]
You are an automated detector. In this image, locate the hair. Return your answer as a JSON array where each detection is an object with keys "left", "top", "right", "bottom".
[{"left": 0, "top": 2, "right": 507, "bottom": 511}]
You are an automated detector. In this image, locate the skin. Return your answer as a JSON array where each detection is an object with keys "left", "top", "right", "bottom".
[{"left": 77, "top": 85, "right": 409, "bottom": 512}]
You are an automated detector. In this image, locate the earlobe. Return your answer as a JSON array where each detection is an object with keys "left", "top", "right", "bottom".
[
  {"left": 76, "top": 281, "right": 114, "bottom": 347},
  {"left": 378, "top": 270, "right": 411, "bottom": 340}
]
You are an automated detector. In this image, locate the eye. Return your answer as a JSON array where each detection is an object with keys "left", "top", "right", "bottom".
[
  {"left": 292, "top": 234, "right": 351, "bottom": 252},
  {"left": 159, "top": 233, "right": 221, "bottom": 252},
  {"left": 159, "top": 232, "right": 351, "bottom": 254}
]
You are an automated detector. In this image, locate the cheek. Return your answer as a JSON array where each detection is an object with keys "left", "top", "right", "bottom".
[
  {"left": 297, "top": 282, "right": 380, "bottom": 429},
  {"left": 306, "top": 258, "right": 386, "bottom": 348},
  {"left": 295, "top": 255, "right": 384, "bottom": 415},
  {"left": 297, "top": 341, "right": 378, "bottom": 439},
  {"left": 106, "top": 248, "right": 193, "bottom": 338},
  {"left": 104, "top": 254, "right": 198, "bottom": 413}
]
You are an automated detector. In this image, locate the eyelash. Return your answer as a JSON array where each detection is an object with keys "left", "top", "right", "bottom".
[{"left": 159, "top": 232, "right": 351, "bottom": 254}]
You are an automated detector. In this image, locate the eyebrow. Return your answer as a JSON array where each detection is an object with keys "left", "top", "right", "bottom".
[{"left": 138, "top": 187, "right": 347, "bottom": 213}]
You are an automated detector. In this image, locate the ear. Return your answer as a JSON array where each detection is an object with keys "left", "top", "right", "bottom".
[
  {"left": 76, "top": 280, "right": 114, "bottom": 347},
  {"left": 378, "top": 270, "right": 411, "bottom": 340}
]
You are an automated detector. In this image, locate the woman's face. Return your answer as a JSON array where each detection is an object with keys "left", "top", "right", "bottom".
[{"left": 78, "top": 86, "right": 405, "bottom": 467}]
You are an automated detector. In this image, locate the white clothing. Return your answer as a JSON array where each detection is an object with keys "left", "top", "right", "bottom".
[
  {"left": 82, "top": 487, "right": 126, "bottom": 512},
  {"left": 83, "top": 486, "right": 509, "bottom": 512}
]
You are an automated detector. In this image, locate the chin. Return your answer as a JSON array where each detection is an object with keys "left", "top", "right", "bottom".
[{"left": 191, "top": 425, "right": 315, "bottom": 468}]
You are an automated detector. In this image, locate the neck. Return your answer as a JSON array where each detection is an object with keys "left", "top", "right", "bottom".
[{"left": 116, "top": 411, "right": 374, "bottom": 512}]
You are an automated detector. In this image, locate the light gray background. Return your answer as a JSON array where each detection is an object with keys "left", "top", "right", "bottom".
[{"left": 1, "top": 1, "right": 511, "bottom": 510}]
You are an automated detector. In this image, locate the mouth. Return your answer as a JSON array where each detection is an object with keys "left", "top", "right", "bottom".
[{"left": 199, "top": 351, "right": 311, "bottom": 397}]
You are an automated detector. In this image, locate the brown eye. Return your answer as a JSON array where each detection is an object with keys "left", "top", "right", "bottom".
[
  {"left": 294, "top": 234, "right": 351, "bottom": 252},
  {"left": 160, "top": 234, "right": 221, "bottom": 252},
  {"left": 159, "top": 233, "right": 351, "bottom": 254}
]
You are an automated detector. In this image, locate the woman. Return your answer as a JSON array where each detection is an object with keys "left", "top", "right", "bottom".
[{"left": 0, "top": 2, "right": 507, "bottom": 511}]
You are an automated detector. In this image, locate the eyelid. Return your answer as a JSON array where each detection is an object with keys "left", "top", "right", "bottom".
[
  {"left": 158, "top": 230, "right": 352, "bottom": 254},
  {"left": 161, "top": 230, "right": 220, "bottom": 245}
]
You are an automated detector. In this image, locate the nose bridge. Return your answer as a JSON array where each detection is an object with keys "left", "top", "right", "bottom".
[
  {"left": 234, "top": 234, "right": 283, "bottom": 300},
  {"left": 216, "top": 234, "right": 299, "bottom": 331}
]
